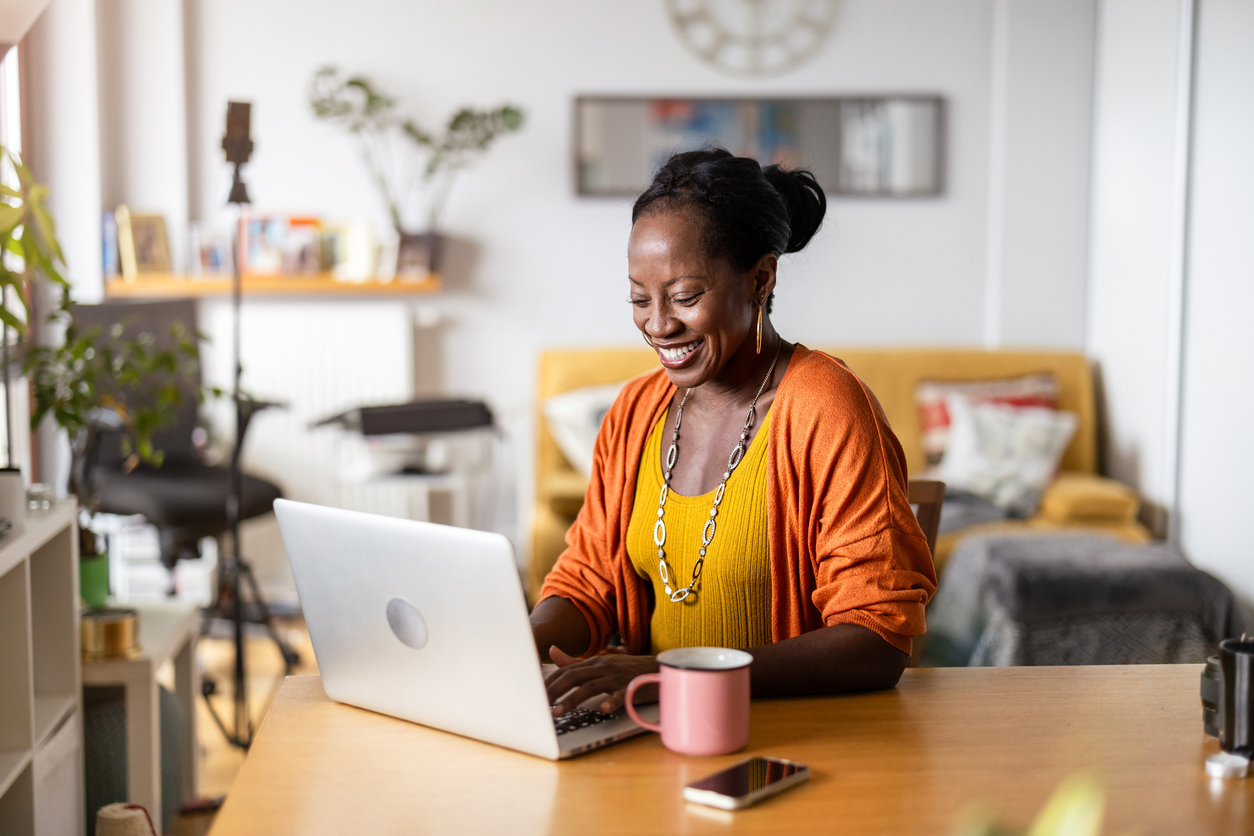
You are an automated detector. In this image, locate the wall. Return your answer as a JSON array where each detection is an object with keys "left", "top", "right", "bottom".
[
  {"left": 989, "top": 0, "right": 1096, "bottom": 348},
  {"left": 18, "top": 0, "right": 1100, "bottom": 568},
  {"left": 1085, "top": 0, "right": 1194, "bottom": 533},
  {"left": 175, "top": 0, "right": 1098, "bottom": 555},
  {"left": 1176, "top": 0, "right": 1254, "bottom": 602},
  {"left": 95, "top": 0, "right": 190, "bottom": 272}
]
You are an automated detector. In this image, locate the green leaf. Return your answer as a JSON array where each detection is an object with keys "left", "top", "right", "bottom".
[
  {"left": 0, "top": 306, "right": 23, "bottom": 331},
  {"left": 1025, "top": 774, "right": 1104, "bottom": 836},
  {"left": 0, "top": 204, "right": 22, "bottom": 235}
]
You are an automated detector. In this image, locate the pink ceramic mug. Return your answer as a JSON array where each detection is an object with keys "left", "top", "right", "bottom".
[{"left": 625, "top": 647, "right": 752, "bottom": 756}]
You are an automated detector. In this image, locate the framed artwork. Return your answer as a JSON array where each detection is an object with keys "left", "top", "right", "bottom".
[
  {"left": 115, "top": 205, "right": 172, "bottom": 280},
  {"left": 574, "top": 95, "right": 945, "bottom": 198}
]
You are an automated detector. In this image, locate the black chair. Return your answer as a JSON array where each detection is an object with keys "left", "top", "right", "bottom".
[{"left": 73, "top": 298, "right": 283, "bottom": 577}]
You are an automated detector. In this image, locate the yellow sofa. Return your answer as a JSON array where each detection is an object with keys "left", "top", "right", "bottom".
[{"left": 528, "top": 346, "right": 1150, "bottom": 602}]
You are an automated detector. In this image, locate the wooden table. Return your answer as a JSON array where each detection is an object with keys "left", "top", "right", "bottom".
[
  {"left": 209, "top": 666, "right": 1250, "bottom": 835},
  {"left": 82, "top": 601, "right": 200, "bottom": 828}
]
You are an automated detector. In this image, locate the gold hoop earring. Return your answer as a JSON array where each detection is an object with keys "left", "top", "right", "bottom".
[{"left": 756, "top": 304, "right": 763, "bottom": 355}]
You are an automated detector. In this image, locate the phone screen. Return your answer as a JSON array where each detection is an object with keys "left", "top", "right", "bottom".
[{"left": 687, "top": 757, "right": 806, "bottom": 799}]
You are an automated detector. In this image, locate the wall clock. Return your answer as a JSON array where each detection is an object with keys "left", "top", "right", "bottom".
[{"left": 664, "top": 0, "right": 839, "bottom": 78}]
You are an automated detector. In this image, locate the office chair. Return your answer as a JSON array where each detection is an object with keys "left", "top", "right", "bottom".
[{"left": 73, "top": 298, "right": 283, "bottom": 580}]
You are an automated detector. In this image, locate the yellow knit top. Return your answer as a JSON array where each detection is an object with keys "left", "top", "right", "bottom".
[{"left": 626, "top": 407, "right": 774, "bottom": 654}]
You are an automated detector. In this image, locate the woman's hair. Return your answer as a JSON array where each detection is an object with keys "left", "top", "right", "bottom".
[{"left": 631, "top": 148, "right": 827, "bottom": 313}]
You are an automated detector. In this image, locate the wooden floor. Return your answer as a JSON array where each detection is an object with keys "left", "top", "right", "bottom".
[{"left": 169, "top": 617, "right": 318, "bottom": 836}]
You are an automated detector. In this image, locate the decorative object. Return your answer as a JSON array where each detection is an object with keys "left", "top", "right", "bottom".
[
  {"left": 664, "top": 0, "right": 839, "bottom": 78},
  {"left": 80, "top": 552, "right": 110, "bottom": 608},
  {"left": 936, "top": 394, "right": 1077, "bottom": 515},
  {"left": 0, "top": 147, "right": 67, "bottom": 470},
  {"left": 655, "top": 339, "right": 781, "bottom": 603},
  {"left": 958, "top": 773, "right": 1106, "bottom": 836},
  {"left": 308, "top": 66, "right": 525, "bottom": 273},
  {"left": 81, "top": 607, "right": 141, "bottom": 661},
  {"left": 188, "top": 221, "right": 233, "bottom": 276},
  {"left": 115, "top": 205, "right": 172, "bottom": 279},
  {"left": 915, "top": 373, "right": 1060, "bottom": 465},
  {"left": 0, "top": 465, "right": 24, "bottom": 525},
  {"left": 544, "top": 381, "right": 628, "bottom": 479},
  {"left": 95, "top": 802, "right": 158, "bottom": 836},
  {"left": 575, "top": 95, "right": 944, "bottom": 197},
  {"left": 240, "top": 215, "right": 322, "bottom": 275}
]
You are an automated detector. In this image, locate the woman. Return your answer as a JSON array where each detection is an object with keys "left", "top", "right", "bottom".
[{"left": 533, "top": 149, "right": 936, "bottom": 716}]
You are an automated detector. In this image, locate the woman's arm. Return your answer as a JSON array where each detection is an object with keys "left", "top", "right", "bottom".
[
  {"left": 747, "top": 623, "right": 907, "bottom": 696},
  {"left": 530, "top": 595, "right": 591, "bottom": 663},
  {"left": 539, "top": 619, "right": 905, "bottom": 714}
]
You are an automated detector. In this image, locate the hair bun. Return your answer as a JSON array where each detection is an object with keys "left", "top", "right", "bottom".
[{"left": 763, "top": 166, "right": 826, "bottom": 253}]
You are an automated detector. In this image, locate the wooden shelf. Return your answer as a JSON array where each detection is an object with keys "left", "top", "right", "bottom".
[{"left": 104, "top": 272, "right": 442, "bottom": 298}]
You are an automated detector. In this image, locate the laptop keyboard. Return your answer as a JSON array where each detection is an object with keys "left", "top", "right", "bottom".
[{"left": 553, "top": 707, "right": 617, "bottom": 736}]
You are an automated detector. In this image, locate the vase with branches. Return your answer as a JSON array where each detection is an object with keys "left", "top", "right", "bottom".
[
  {"left": 309, "top": 66, "right": 524, "bottom": 271},
  {"left": 0, "top": 147, "right": 212, "bottom": 579}
]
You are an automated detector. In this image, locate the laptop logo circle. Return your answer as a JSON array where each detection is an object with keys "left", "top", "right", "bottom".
[{"left": 386, "top": 597, "right": 429, "bottom": 650}]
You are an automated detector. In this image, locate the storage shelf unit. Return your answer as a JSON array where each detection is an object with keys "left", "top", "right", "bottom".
[
  {"left": 104, "top": 271, "right": 442, "bottom": 298},
  {"left": 0, "top": 501, "right": 82, "bottom": 836}
]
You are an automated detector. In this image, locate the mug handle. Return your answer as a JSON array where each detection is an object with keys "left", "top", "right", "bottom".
[{"left": 624, "top": 673, "right": 663, "bottom": 733}]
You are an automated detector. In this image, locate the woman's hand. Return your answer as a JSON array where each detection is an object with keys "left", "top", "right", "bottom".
[{"left": 545, "top": 646, "right": 659, "bottom": 715}]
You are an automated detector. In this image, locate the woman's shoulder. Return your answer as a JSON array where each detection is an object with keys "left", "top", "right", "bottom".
[{"left": 778, "top": 345, "right": 881, "bottom": 417}]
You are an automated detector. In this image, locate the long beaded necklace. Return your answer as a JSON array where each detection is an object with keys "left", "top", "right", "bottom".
[{"left": 654, "top": 338, "right": 783, "bottom": 603}]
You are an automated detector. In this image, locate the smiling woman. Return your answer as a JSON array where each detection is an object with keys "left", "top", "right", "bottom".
[{"left": 531, "top": 149, "right": 937, "bottom": 716}]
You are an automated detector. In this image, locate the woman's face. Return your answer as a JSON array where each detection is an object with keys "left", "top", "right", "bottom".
[{"left": 627, "top": 206, "right": 773, "bottom": 390}]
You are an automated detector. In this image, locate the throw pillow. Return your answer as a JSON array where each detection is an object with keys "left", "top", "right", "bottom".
[
  {"left": 937, "top": 394, "right": 1078, "bottom": 516},
  {"left": 543, "top": 382, "right": 627, "bottom": 478},
  {"left": 915, "top": 373, "right": 1060, "bottom": 465}
]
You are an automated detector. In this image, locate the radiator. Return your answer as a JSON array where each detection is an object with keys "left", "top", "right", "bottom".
[{"left": 199, "top": 298, "right": 420, "bottom": 517}]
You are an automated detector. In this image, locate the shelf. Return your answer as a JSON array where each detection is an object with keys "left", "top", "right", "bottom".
[
  {"left": 104, "top": 271, "right": 442, "bottom": 298},
  {"left": 0, "top": 749, "right": 29, "bottom": 799},
  {"left": 32, "top": 694, "right": 74, "bottom": 750},
  {"left": 0, "top": 502, "right": 78, "bottom": 581}
]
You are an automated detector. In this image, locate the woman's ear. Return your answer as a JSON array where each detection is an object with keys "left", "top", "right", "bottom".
[{"left": 752, "top": 253, "right": 779, "bottom": 304}]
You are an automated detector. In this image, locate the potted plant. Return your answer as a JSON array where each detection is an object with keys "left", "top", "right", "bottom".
[
  {"left": 0, "top": 147, "right": 209, "bottom": 606},
  {"left": 308, "top": 66, "right": 524, "bottom": 276}
]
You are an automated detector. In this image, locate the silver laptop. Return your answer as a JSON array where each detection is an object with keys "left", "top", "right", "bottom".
[{"left": 274, "top": 499, "right": 654, "bottom": 760}]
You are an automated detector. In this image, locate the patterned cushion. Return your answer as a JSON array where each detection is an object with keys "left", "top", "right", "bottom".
[
  {"left": 915, "top": 372, "right": 1059, "bottom": 465},
  {"left": 935, "top": 395, "right": 1077, "bottom": 515}
]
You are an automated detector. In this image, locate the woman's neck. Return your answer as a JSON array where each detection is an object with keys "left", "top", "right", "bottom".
[{"left": 686, "top": 323, "right": 785, "bottom": 411}]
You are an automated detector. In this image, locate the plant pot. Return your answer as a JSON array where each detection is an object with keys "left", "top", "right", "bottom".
[
  {"left": 80, "top": 553, "right": 110, "bottom": 609},
  {"left": 395, "top": 231, "right": 443, "bottom": 280}
]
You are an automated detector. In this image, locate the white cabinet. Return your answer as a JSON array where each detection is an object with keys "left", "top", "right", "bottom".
[{"left": 0, "top": 502, "right": 83, "bottom": 836}]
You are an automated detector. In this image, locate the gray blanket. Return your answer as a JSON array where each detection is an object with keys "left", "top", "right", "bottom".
[{"left": 923, "top": 532, "right": 1246, "bottom": 667}]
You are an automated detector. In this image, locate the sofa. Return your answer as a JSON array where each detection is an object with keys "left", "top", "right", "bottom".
[{"left": 528, "top": 346, "right": 1150, "bottom": 603}]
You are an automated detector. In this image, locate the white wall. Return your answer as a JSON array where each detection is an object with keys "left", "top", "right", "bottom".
[
  {"left": 15, "top": 0, "right": 1101, "bottom": 562},
  {"left": 1085, "top": 0, "right": 1194, "bottom": 533},
  {"left": 24, "top": 0, "right": 102, "bottom": 301},
  {"left": 95, "top": 0, "right": 190, "bottom": 272},
  {"left": 1176, "top": 0, "right": 1254, "bottom": 602},
  {"left": 174, "top": 0, "right": 1099, "bottom": 552},
  {"left": 990, "top": 0, "right": 1096, "bottom": 348}
]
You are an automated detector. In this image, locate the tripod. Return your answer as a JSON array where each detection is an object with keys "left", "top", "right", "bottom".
[{"left": 200, "top": 102, "right": 298, "bottom": 750}]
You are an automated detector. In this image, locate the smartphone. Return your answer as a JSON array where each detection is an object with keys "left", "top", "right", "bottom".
[{"left": 682, "top": 756, "right": 810, "bottom": 810}]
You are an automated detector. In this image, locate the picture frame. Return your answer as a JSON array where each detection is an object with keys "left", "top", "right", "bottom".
[
  {"left": 574, "top": 95, "right": 945, "bottom": 199},
  {"left": 115, "top": 205, "right": 172, "bottom": 279},
  {"left": 189, "top": 222, "right": 234, "bottom": 277}
]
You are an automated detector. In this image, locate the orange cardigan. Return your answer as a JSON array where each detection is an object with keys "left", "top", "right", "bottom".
[{"left": 539, "top": 345, "right": 937, "bottom": 655}]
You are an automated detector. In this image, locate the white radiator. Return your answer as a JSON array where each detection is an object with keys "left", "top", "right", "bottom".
[{"left": 196, "top": 299, "right": 421, "bottom": 602}]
